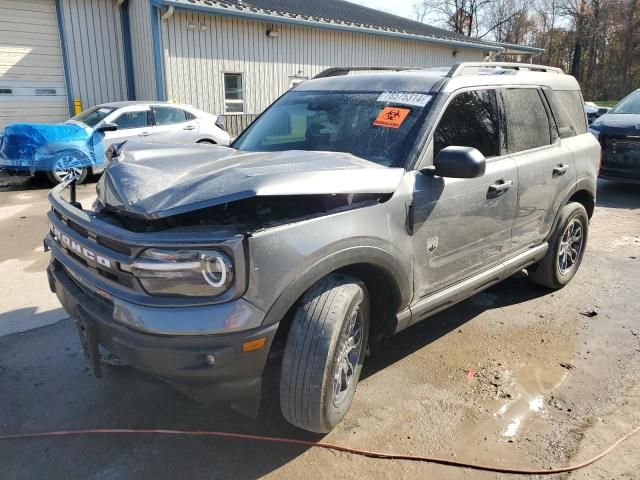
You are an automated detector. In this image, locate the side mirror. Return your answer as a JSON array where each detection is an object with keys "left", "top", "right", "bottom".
[
  {"left": 96, "top": 123, "right": 118, "bottom": 133},
  {"left": 425, "top": 146, "right": 486, "bottom": 179}
]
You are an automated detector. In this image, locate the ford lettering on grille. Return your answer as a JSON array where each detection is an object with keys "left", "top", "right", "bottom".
[{"left": 50, "top": 224, "right": 112, "bottom": 268}]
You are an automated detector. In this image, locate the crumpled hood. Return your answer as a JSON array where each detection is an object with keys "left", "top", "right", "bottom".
[
  {"left": 591, "top": 113, "right": 640, "bottom": 136},
  {"left": 97, "top": 143, "right": 405, "bottom": 219}
]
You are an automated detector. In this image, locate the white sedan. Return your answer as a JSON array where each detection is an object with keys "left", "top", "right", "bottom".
[{"left": 60, "top": 101, "right": 231, "bottom": 183}]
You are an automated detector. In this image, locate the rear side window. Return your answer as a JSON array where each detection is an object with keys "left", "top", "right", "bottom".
[
  {"left": 555, "top": 90, "right": 587, "bottom": 135},
  {"left": 154, "top": 106, "right": 188, "bottom": 125},
  {"left": 112, "top": 110, "right": 149, "bottom": 130},
  {"left": 433, "top": 89, "right": 500, "bottom": 158},
  {"left": 503, "top": 89, "right": 551, "bottom": 153}
]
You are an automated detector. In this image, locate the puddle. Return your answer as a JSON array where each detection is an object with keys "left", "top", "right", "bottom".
[
  {"left": 496, "top": 365, "right": 568, "bottom": 439},
  {"left": 460, "top": 363, "right": 570, "bottom": 447}
]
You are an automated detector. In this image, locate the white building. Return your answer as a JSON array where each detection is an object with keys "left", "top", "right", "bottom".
[{"left": 0, "top": 0, "right": 542, "bottom": 134}]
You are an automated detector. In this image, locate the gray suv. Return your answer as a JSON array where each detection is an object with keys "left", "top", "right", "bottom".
[{"left": 45, "top": 63, "right": 600, "bottom": 433}]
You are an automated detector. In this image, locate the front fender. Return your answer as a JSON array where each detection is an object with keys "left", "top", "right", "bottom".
[
  {"left": 260, "top": 242, "right": 411, "bottom": 326},
  {"left": 242, "top": 197, "right": 414, "bottom": 326}
]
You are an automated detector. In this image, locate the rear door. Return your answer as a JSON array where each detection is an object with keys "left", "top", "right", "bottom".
[
  {"left": 103, "top": 108, "right": 153, "bottom": 145},
  {"left": 502, "top": 88, "right": 576, "bottom": 249},
  {"left": 412, "top": 88, "right": 519, "bottom": 298},
  {"left": 151, "top": 106, "right": 199, "bottom": 144}
]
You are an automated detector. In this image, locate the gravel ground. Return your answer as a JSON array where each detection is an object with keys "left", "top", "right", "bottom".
[{"left": 0, "top": 174, "right": 638, "bottom": 479}]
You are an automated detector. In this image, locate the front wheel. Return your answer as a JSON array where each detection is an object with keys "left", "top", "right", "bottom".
[
  {"left": 527, "top": 202, "right": 589, "bottom": 289},
  {"left": 45, "top": 153, "right": 88, "bottom": 185},
  {"left": 280, "top": 274, "right": 369, "bottom": 433}
]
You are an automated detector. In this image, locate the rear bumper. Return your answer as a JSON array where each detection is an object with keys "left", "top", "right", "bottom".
[{"left": 47, "top": 260, "right": 278, "bottom": 404}]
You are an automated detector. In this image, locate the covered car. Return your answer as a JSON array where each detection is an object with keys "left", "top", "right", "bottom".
[
  {"left": 0, "top": 123, "right": 106, "bottom": 184},
  {"left": 589, "top": 90, "right": 640, "bottom": 183}
]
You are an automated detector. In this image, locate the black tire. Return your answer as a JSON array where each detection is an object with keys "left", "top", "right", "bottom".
[
  {"left": 196, "top": 139, "right": 216, "bottom": 144},
  {"left": 280, "top": 274, "right": 369, "bottom": 433},
  {"left": 527, "top": 202, "right": 589, "bottom": 289}
]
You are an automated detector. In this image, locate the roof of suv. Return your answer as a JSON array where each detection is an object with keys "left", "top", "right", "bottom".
[{"left": 296, "top": 64, "right": 581, "bottom": 94}]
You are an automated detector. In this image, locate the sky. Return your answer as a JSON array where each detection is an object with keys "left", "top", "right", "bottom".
[{"left": 344, "top": 0, "right": 418, "bottom": 21}]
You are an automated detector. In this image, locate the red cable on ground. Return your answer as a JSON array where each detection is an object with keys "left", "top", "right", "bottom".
[{"left": 1, "top": 425, "right": 638, "bottom": 475}]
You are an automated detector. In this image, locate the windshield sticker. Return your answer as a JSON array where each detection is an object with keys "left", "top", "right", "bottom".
[
  {"left": 373, "top": 107, "right": 410, "bottom": 129},
  {"left": 98, "top": 108, "right": 111, "bottom": 114},
  {"left": 377, "top": 91, "right": 431, "bottom": 107}
]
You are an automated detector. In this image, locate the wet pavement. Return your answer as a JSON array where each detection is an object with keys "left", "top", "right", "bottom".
[{"left": 0, "top": 176, "right": 639, "bottom": 479}]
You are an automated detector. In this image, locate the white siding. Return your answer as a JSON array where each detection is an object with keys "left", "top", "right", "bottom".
[
  {"left": 161, "top": 12, "right": 486, "bottom": 115},
  {"left": 58, "top": 0, "right": 128, "bottom": 108},
  {"left": 0, "top": 0, "right": 68, "bottom": 127},
  {"left": 128, "top": 0, "right": 155, "bottom": 100}
]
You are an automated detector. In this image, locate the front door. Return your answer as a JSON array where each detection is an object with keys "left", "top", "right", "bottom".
[{"left": 412, "top": 88, "right": 518, "bottom": 300}]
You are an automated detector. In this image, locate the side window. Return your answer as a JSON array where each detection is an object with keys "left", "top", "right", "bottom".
[
  {"left": 224, "top": 73, "right": 244, "bottom": 113},
  {"left": 433, "top": 89, "right": 500, "bottom": 158},
  {"left": 503, "top": 89, "right": 551, "bottom": 153},
  {"left": 112, "top": 110, "right": 149, "bottom": 130},
  {"left": 556, "top": 91, "right": 587, "bottom": 135},
  {"left": 154, "top": 106, "right": 187, "bottom": 125}
]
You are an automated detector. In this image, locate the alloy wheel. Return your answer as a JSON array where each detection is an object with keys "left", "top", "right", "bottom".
[
  {"left": 332, "top": 307, "right": 363, "bottom": 405},
  {"left": 558, "top": 218, "right": 584, "bottom": 275}
]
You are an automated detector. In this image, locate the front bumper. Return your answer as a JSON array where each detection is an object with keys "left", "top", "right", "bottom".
[
  {"left": 599, "top": 168, "right": 640, "bottom": 184},
  {"left": 47, "top": 259, "right": 278, "bottom": 404}
]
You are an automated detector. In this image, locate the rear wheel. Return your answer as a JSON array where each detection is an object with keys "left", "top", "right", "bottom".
[
  {"left": 527, "top": 202, "right": 589, "bottom": 289},
  {"left": 280, "top": 274, "right": 369, "bottom": 433}
]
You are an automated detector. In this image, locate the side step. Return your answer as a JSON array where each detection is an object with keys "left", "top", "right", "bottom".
[{"left": 395, "top": 244, "right": 548, "bottom": 332}]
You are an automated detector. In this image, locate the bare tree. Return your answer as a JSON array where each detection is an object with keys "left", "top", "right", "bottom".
[
  {"left": 412, "top": 0, "right": 640, "bottom": 100},
  {"left": 413, "top": 0, "right": 493, "bottom": 36}
]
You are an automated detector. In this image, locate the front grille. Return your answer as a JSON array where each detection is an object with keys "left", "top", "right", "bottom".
[
  {"left": 51, "top": 207, "right": 138, "bottom": 291},
  {"left": 601, "top": 134, "right": 640, "bottom": 172},
  {"left": 53, "top": 208, "right": 133, "bottom": 256}
]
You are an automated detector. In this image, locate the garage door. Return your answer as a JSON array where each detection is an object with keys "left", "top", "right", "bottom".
[{"left": 0, "top": 0, "right": 69, "bottom": 129}]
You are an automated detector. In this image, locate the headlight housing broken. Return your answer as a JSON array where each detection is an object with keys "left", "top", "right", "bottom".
[{"left": 128, "top": 248, "right": 234, "bottom": 297}]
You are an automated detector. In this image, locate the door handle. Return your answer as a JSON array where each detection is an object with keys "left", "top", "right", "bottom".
[
  {"left": 183, "top": 125, "right": 196, "bottom": 130},
  {"left": 487, "top": 179, "right": 513, "bottom": 199},
  {"left": 553, "top": 164, "right": 569, "bottom": 176},
  {"left": 138, "top": 131, "right": 151, "bottom": 137}
]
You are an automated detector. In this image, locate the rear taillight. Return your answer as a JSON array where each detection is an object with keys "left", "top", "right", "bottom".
[{"left": 215, "top": 116, "right": 226, "bottom": 131}]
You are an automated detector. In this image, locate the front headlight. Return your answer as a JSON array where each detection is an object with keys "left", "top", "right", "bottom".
[{"left": 128, "top": 248, "right": 234, "bottom": 297}]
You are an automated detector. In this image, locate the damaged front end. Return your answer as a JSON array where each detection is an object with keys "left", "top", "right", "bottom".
[
  {"left": 45, "top": 142, "right": 406, "bottom": 411},
  {"left": 600, "top": 134, "right": 640, "bottom": 183}
]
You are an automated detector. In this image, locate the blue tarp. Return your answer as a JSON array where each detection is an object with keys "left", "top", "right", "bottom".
[{"left": 0, "top": 123, "right": 105, "bottom": 172}]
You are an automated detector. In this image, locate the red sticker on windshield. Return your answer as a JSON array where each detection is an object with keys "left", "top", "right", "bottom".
[{"left": 373, "top": 107, "right": 410, "bottom": 129}]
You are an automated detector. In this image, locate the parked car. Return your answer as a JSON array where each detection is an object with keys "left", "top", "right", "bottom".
[
  {"left": 589, "top": 90, "right": 640, "bottom": 183},
  {"left": 584, "top": 101, "right": 610, "bottom": 125},
  {"left": 0, "top": 122, "right": 107, "bottom": 185},
  {"left": 1, "top": 101, "right": 230, "bottom": 184},
  {"left": 45, "top": 63, "right": 599, "bottom": 433}
]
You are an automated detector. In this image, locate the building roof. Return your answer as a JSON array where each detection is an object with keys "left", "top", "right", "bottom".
[{"left": 160, "top": 0, "right": 534, "bottom": 53}]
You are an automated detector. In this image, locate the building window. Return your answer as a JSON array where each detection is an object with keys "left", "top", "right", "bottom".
[
  {"left": 0, "top": 88, "right": 12, "bottom": 95},
  {"left": 35, "top": 88, "right": 57, "bottom": 96},
  {"left": 224, "top": 73, "right": 244, "bottom": 113}
]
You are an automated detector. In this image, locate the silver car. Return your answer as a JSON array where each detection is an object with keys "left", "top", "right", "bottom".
[{"left": 45, "top": 63, "right": 599, "bottom": 433}]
